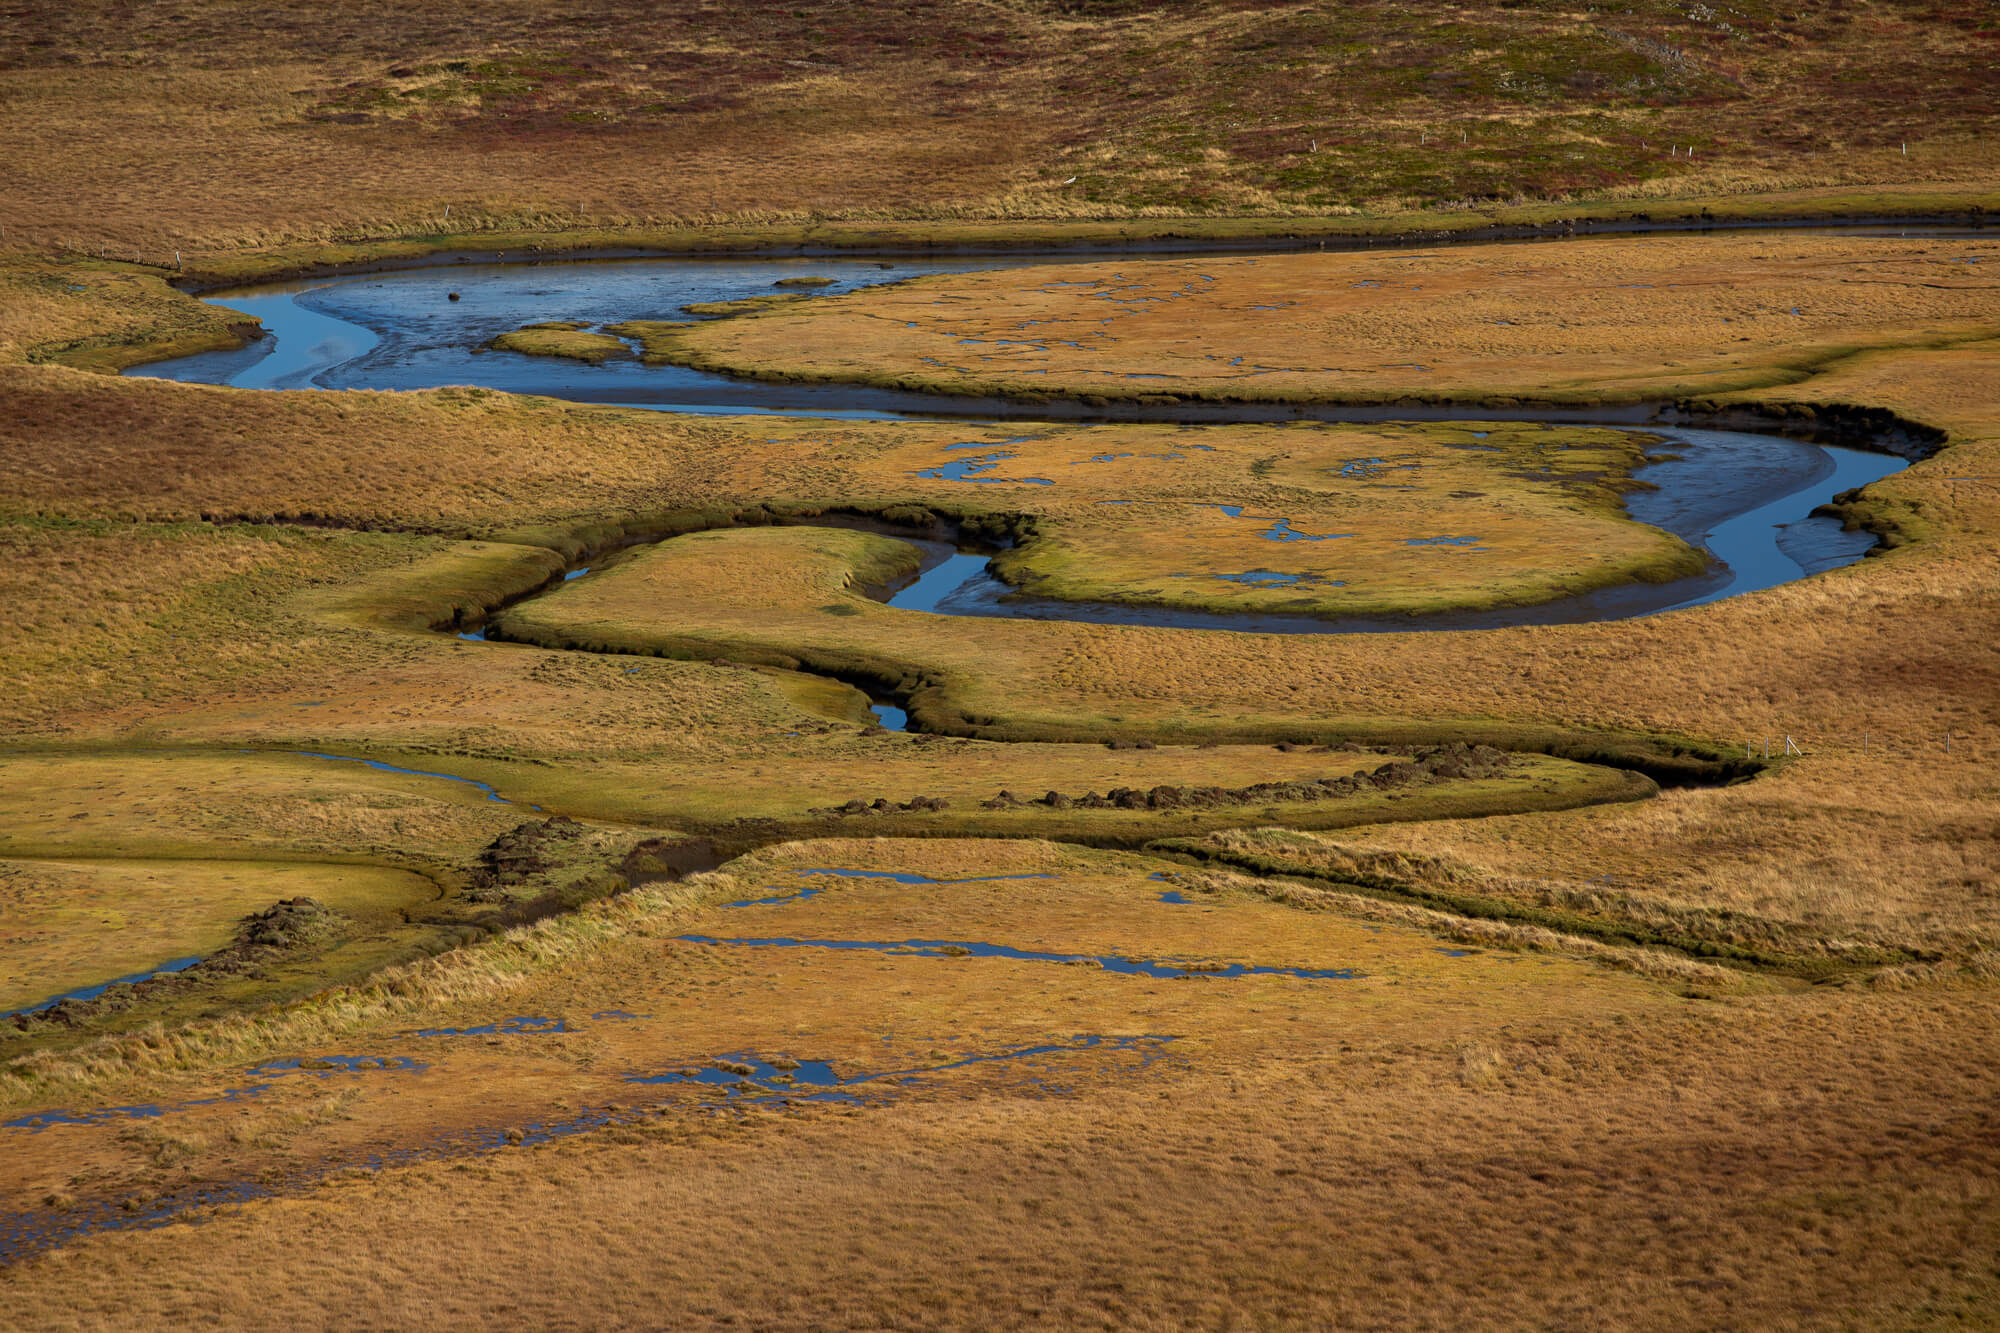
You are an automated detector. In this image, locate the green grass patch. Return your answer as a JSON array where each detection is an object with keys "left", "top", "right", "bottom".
[{"left": 486, "top": 322, "right": 629, "bottom": 364}]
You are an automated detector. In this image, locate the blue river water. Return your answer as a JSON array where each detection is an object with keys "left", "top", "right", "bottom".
[{"left": 130, "top": 252, "right": 1913, "bottom": 639}]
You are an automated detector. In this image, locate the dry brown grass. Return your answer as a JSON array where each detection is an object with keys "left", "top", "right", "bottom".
[
  {"left": 0, "top": 841, "right": 1994, "bottom": 1329},
  {"left": 0, "top": 361, "right": 743, "bottom": 527},
  {"left": 1159, "top": 858, "right": 1749, "bottom": 986},
  {"left": 0, "top": 196, "right": 1996, "bottom": 1323},
  {"left": 1, "top": 0, "right": 1996, "bottom": 261},
  {"left": 1324, "top": 773, "right": 2000, "bottom": 948},
  {"left": 4, "top": 236, "right": 1993, "bottom": 945}
]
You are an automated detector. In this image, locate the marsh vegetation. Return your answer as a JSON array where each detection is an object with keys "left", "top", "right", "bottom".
[{"left": 0, "top": 4, "right": 1996, "bottom": 1318}]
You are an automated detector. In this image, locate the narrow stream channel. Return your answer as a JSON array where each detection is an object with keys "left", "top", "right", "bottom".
[
  {"left": 866, "top": 430, "right": 1903, "bottom": 634},
  {"left": 24, "top": 233, "right": 1962, "bottom": 1271},
  {"left": 130, "top": 248, "right": 1922, "bottom": 711}
]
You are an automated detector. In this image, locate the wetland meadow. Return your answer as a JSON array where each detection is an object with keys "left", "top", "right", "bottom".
[{"left": 2, "top": 2, "right": 1998, "bottom": 1328}]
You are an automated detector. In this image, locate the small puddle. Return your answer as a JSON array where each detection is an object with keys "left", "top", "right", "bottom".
[
  {"left": 408, "top": 1010, "right": 642, "bottom": 1037},
  {"left": 1213, "top": 570, "right": 1345, "bottom": 588},
  {"left": 0, "top": 1030, "right": 1147, "bottom": 1265},
  {"left": 945, "top": 434, "right": 1044, "bottom": 452},
  {"left": 720, "top": 868, "right": 1054, "bottom": 906},
  {"left": 796, "top": 868, "right": 1059, "bottom": 885},
  {"left": 1335, "top": 456, "right": 1424, "bottom": 480},
  {"left": 626, "top": 1032, "right": 1175, "bottom": 1104},
  {"left": 911, "top": 450, "right": 1055, "bottom": 485},
  {"left": 1207, "top": 505, "right": 1356, "bottom": 543},
  {"left": 4, "top": 1054, "right": 426, "bottom": 1131},
  {"left": 722, "top": 886, "right": 832, "bottom": 909}
]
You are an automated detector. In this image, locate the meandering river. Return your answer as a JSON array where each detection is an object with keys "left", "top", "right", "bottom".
[{"left": 132, "top": 249, "right": 1912, "bottom": 639}]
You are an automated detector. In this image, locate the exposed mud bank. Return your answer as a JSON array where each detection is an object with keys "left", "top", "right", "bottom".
[{"left": 1668, "top": 399, "right": 1948, "bottom": 460}]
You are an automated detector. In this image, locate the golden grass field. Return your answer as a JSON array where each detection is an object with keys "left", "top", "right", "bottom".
[
  {"left": 511, "top": 419, "right": 1703, "bottom": 616},
  {"left": 0, "top": 229, "right": 1992, "bottom": 1323},
  {"left": 0, "top": 845, "right": 1994, "bottom": 1329},
  {"left": 0, "top": 859, "right": 432, "bottom": 1016},
  {"left": 646, "top": 231, "right": 2000, "bottom": 406},
  {"left": 1, "top": 6, "right": 1998, "bottom": 1313}
]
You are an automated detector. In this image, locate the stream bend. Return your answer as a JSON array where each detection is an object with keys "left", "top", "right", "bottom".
[{"left": 131, "top": 251, "right": 1914, "bottom": 654}]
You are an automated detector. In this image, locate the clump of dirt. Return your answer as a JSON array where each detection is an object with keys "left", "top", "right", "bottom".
[
  {"left": 1415, "top": 741, "right": 1513, "bottom": 781},
  {"left": 465, "top": 816, "right": 589, "bottom": 901},
  {"left": 807, "top": 795, "right": 952, "bottom": 816},
  {"left": 231, "top": 897, "right": 340, "bottom": 954},
  {"left": 620, "top": 837, "right": 721, "bottom": 884},
  {"left": 807, "top": 743, "right": 1512, "bottom": 819},
  {"left": 458, "top": 820, "right": 721, "bottom": 934},
  {"left": 984, "top": 742, "right": 1510, "bottom": 812}
]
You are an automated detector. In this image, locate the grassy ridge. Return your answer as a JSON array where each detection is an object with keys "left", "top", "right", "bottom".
[{"left": 1152, "top": 831, "right": 1931, "bottom": 981}]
